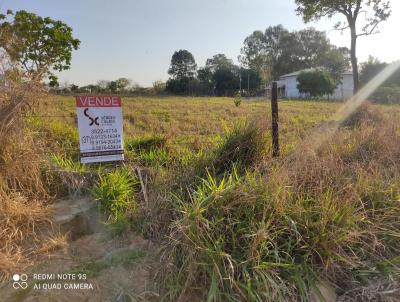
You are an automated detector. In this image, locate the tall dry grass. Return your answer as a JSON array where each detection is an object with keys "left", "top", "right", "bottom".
[
  {"left": 0, "top": 58, "right": 54, "bottom": 282},
  {"left": 156, "top": 104, "right": 400, "bottom": 301}
]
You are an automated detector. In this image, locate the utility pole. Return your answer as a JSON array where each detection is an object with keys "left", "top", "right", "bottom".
[
  {"left": 239, "top": 73, "right": 242, "bottom": 96},
  {"left": 271, "top": 81, "right": 279, "bottom": 157},
  {"left": 247, "top": 73, "right": 250, "bottom": 95}
]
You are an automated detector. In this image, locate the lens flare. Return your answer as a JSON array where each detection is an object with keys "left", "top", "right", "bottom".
[{"left": 300, "top": 61, "right": 400, "bottom": 152}]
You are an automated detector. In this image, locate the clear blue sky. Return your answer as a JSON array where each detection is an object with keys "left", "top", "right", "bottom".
[{"left": 1, "top": 0, "right": 399, "bottom": 87}]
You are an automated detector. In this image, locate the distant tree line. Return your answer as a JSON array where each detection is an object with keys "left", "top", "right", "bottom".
[
  {"left": 359, "top": 56, "right": 400, "bottom": 104},
  {"left": 54, "top": 78, "right": 152, "bottom": 95},
  {"left": 166, "top": 50, "right": 261, "bottom": 96},
  {"left": 165, "top": 26, "right": 351, "bottom": 96}
]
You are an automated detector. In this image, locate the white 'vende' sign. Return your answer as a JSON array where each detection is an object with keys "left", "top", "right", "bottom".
[{"left": 76, "top": 96, "right": 124, "bottom": 163}]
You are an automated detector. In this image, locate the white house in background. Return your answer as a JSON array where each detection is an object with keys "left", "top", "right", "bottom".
[{"left": 276, "top": 69, "right": 354, "bottom": 100}]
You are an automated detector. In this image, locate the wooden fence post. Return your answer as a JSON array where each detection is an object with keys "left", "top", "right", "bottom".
[{"left": 271, "top": 81, "right": 280, "bottom": 157}]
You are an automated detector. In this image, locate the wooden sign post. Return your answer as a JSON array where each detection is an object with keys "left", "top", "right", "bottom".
[{"left": 271, "top": 82, "right": 280, "bottom": 157}]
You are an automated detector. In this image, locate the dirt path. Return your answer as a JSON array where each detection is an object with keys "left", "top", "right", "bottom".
[{"left": 0, "top": 197, "right": 159, "bottom": 302}]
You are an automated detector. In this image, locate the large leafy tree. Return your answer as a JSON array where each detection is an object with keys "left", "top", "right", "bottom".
[
  {"left": 213, "top": 68, "right": 238, "bottom": 96},
  {"left": 205, "top": 54, "right": 234, "bottom": 73},
  {"left": 0, "top": 10, "right": 80, "bottom": 84},
  {"left": 239, "top": 25, "right": 289, "bottom": 84},
  {"left": 168, "top": 49, "right": 197, "bottom": 80},
  {"left": 359, "top": 56, "right": 387, "bottom": 86},
  {"left": 295, "top": 0, "right": 391, "bottom": 93},
  {"left": 240, "top": 25, "right": 349, "bottom": 83},
  {"left": 167, "top": 49, "right": 197, "bottom": 94},
  {"left": 197, "top": 54, "right": 241, "bottom": 95}
]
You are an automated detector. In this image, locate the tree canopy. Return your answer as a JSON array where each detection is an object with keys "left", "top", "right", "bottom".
[
  {"left": 199, "top": 53, "right": 261, "bottom": 96},
  {"left": 295, "top": 0, "right": 391, "bottom": 92},
  {"left": 0, "top": 10, "right": 80, "bottom": 83},
  {"left": 360, "top": 56, "right": 400, "bottom": 87},
  {"left": 240, "top": 25, "right": 349, "bottom": 83},
  {"left": 168, "top": 49, "right": 197, "bottom": 80}
]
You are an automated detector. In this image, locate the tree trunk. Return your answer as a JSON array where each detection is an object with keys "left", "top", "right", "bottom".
[{"left": 350, "top": 21, "right": 359, "bottom": 94}]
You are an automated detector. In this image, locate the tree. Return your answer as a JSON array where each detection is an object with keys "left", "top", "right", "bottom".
[
  {"left": 152, "top": 80, "right": 166, "bottom": 94},
  {"left": 240, "top": 26, "right": 288, "bottom": 83},
  {"left": 197, "top": 67, "right": 213, "bottom": 85},
  {"left": 213, "top": 68, "right": 238, "bottom": 96},
  {"left": 205, "top": 54, "right": 234, "bottom": 73},
  {"left": 359, "top": 56, "right": 400, "bottom": 87},
  {"left": 115, "top": 77, "right": 131, "bottom": 92},
  {"left": 359, "top": 56, "right": 387, "bottom": 86},
  {"left": 167, "top": 50, "right": 197, "bottom": 94},
  {"left": 295, "top": 0, "right": 391, "bottom": 93},
  {"left": 240, "top": 25, "right": 349, "bottom": 83},
  {"left": 318, "top": 46, "right": 350, "bottom": 83},
  {"left": 97, "top": 80, "right": 110, "bottom": 91},
  {"left": 0, "top": 10, "right": 80, "bottom": 83},
  {"left": 200, "top": 54, "right": 242, "bottom": 96},
  {"left": 297, "top": 69, "right": 337, "bottom": 98},
  {"left": 107, "top": 81, "right": 118, "bottom": 93},
  {"left": 168, "top": 49, "right": 197, "bottom": 80},
  {"left": 70, "top": 84, "right": 79, "bottom": 92},
  {"left": 239, "top": 68, "right": 262, "bottom": 92}
]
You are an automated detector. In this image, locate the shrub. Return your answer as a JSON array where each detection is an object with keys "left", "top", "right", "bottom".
[
  {"left": 297, "top": 69, "right": 337, "bottom": 98},
  {"left": 210, "top": 122, "right": 266, "bottom": 175},
  {"left": 233, "top": 92, "right": 242, "bottom": 107}
]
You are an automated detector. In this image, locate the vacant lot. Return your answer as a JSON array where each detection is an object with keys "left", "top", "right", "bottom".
[{"left": 4, "top": 96, "right": 400, "bottom": 302}]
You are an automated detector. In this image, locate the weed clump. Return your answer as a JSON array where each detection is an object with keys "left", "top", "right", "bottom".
[
  {"left": 92, "top": 169, "right": 139, "bottom": 225},
  {"left": 233, "top": 92, "right": 242, "bottom": 107},
  {"left": 209, "top": 122, "right": 267, "bottom": 175}
]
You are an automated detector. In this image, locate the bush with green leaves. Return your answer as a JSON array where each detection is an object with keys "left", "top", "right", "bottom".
[
  {"left": 233, "top": 92, "right": 242, "bottom": 107},
  {"left": 297, "top": 69, "right": 337, "bottom": 98}
]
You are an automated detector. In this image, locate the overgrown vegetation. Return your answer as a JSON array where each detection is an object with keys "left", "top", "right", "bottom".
[
  {"left": 153, "top": 106, "right": 400, "bottom": 301},
  {"left": 0, "top": 65, "right": 53, "bottom": 281},
  {"left": 0, "top": 7, "right": 79, "bottom": 280}
]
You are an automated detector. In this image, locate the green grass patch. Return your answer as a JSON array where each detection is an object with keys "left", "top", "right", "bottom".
[
  {"left": 70, "top": 248, "right": 146, "bottom": 278},
  {"left": 126, "top": 134, "right": 167, "bottom": 152},
  {"left": 92, "top": 168, "right": 139, "bottom": 222}
]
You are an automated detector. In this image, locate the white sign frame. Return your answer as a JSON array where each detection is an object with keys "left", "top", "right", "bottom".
[{"left": 76, "top": 96, "right": 124, "bottom": 164}]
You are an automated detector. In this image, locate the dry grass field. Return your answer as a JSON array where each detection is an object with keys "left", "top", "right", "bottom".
[{"left": 36, "top": 96, "right": 342, "bottom": 153}]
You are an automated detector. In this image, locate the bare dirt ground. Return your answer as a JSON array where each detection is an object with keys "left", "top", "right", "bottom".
[{"left": 0, "top": 198, "right": 159, "bottom": 302}]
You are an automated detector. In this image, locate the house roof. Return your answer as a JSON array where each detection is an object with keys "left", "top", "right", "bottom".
[{"left": 280, "top": 68, "right": 352, "bottom": 78}]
